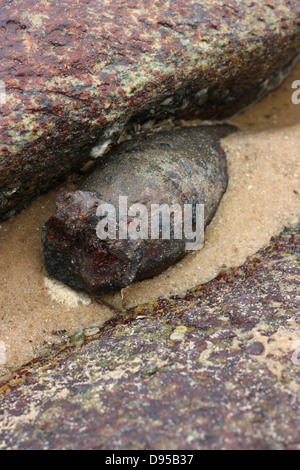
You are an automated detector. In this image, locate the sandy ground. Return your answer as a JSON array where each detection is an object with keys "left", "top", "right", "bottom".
[{"left": 0, "top": 60, "right": 299, "bottom": 382}]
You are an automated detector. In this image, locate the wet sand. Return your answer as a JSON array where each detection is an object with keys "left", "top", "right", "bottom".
[{"left": 0, "top": 60, "right": 299, "bottom": 381}]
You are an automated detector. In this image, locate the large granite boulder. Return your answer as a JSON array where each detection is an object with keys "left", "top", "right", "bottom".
[
  {"left": 0, "top": 225, "right": 299, "bottom": 450},
  {"left": 1, "top": 0, "right": 300, "bottom": 217}
]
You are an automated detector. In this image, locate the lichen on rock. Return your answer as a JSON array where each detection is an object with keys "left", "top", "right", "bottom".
[
  {"left": 0, "top": 225, "right": 299, "bottom": 450},
  {"left": 1, "top": 0, "right": 300, "bottom": 217}
]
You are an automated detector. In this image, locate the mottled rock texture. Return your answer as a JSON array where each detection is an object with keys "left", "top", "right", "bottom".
[
  {"left": 42, "top": 125, "right": 235, "bottom": 294},
  {"left": 1, "top": 0, "right": 300, "bottom": 217},
  {"left": 0, "top": 225, "right": 299, "bottom": 450}
]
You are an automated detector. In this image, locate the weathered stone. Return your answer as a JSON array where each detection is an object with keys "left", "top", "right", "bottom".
[
  {"left": 0, "top": 225, "right": 299, "bottom": 450},
  {"left": 42, "top": 125, "right": 235, "bottom": 294},
  {"left": 1, "top": 1, "right": 300, "bottom": 217}
]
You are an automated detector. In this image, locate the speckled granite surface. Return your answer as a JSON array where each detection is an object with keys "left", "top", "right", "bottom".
[
  {"left": 1, "top": 0, "right": 300, "bottom": 217},
  {"left": 0, "top": 225, "right": 299, "bottom": 450}
]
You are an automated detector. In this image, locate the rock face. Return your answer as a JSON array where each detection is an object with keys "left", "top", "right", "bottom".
[
  {"left": 0, "top": 225, "right": 299, "bottom": 450},
  {"left": 42, "top": 125, "right": 235, "bottom": 294},
  {"left": 1, "top": 0, "right": 300, "bottom": 217}
]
